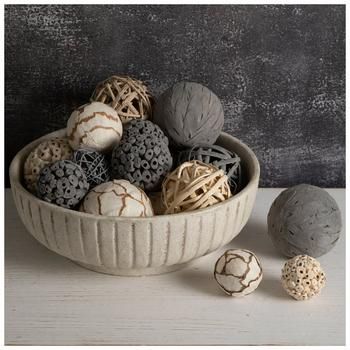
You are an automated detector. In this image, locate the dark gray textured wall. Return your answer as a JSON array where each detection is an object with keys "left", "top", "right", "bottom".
[{"left": 5, "top": 5, "right": 345, "bottom": 188}]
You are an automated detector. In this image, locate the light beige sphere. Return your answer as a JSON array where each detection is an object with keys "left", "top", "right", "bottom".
[
  {"left": 281, "top": 255, "right": 326, "bottom": 301},
  {"left": 214, "top": 249, "right": 263, "bottom": 297},
  {"left": 66, "top": 102, "right": 123, "bottom": 152},
  {"left": 24, "top": 138, "right": 73, "bottom": 193},
  {"left": 80, "top": 179, "right": 154, "bottom": 217}
]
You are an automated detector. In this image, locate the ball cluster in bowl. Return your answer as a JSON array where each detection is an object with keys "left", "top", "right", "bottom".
[{"left": 23, "top": 76, "right": 244, "bottom": 218}]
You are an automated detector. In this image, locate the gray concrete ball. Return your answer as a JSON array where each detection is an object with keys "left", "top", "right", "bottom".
[
  {"left": 153, "top": 81, "right": 224, "bottom": 148},
  {"left": 267, "top": 184, "right": 342, "bottom": 258}
]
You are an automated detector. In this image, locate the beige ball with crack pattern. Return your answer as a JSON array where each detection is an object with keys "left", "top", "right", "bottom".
[
  {"left": 80, "top": 179, "right": 154, "bottom": 217},
  {"left": 67, "top": 102, "right": 123, "bottom": 153}
]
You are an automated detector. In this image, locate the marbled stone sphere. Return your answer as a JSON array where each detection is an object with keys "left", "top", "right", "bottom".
[
  {"left": 267, "top": 184, "right": 342, "bottom": 258},
  {"left": 153, "top": 81, "right": 224, "bottom": 148}
]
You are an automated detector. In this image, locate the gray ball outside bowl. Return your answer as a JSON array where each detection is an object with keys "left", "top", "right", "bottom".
[
  {"left": 267, "top": 184, "right": 342, "bottom": 258},
  {"left": 10, "top": 129, "right": 259, "bottom": 276},
  {"left": 153, "top": 81, "right": 224, "bottom": 148}
]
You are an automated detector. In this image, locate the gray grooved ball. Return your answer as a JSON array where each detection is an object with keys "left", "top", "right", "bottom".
[
  {"left": 267, "top": 184, "right": 342, "bottom": 258},
  {"left": 153, "top": 81, "right": 224, "bottom": 148}
]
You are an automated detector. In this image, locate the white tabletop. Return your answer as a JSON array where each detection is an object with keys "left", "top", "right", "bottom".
[{"left": 5, "top": 188, "right": 345, "bottom": 346}]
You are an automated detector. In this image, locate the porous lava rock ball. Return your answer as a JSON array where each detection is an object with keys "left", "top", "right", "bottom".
[
  {"left": 111, "top": 120, "right": 173, "bottom": 192},
  {"left": 72, "top": 149, "right": 110, "bottom": 188},
  {"left": 24, "top": 138, "right": 73, "bottom": 193},
  {"left": 66, "top": 101, "right": 123, "bottom": 152},
  {"left": 214, "top": 249, "right": 263, "bottom": 297},
  {"left": 281, "top": 255, "right": 326, "bottom": 301},
  {"left": 37, "top": 160, "right": 89, "bottom": 209},
  {"left": 178, "top": 144, "right": 242, "bottom": 193},
  {"left": 80, "top": 179, "right": 154, "bottom": 217},
  {"left": 267, "top": 184, "right": 342, "bottom": 258},
  {"left": 91, "top": 75, "right": 154, "bottom": 124},
  {"left": 153, "top": 81, "right": 224, "bottom": 148}
]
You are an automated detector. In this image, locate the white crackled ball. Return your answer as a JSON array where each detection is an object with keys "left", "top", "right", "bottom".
[
  {"left": 66, "top": 102, "right": 123, "bottom": 152},
  {"left": 214, "top": 249, "right": 263, "bottom": 297},
  {"left": 281, "top": 255, "right": 326, "bottom": 301},
  {"left": 80, "top": 179, "right": 154, "bottom": 217},
  {"left": 24, "top": 138, "right": 73, "bottom": 193}
]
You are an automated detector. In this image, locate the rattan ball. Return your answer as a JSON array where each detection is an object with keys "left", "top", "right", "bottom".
[
  {"left": 72, "top": 149, "right": 110, "bottom": 188},
  {"left": 24, "top": 138, "right": 73, "bottom": 193},
  {"left": 37, "top": 160, "right": 89, "bottom": 209},
  {"left": 111, "top": 120, "right": 173, "bottom": 192},
  {"left": 91, "top": 75, "right": 154, "bottom": 124},
  {"left": 153, "top": 81, "right": 224, "bottom": 148},
  {"left": 162, "top": 160, "right": 231, "bottom": 214},
  {"left": 178, "top": 144, "right": 242, "bottom": 193}
]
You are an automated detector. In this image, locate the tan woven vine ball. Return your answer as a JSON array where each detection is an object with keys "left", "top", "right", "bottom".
[
  {"left": 91, "top": 75, "right": 154, "bottom": 124},
  {"left": 162, "top": 160, "right": 232, "bottom": 214}
]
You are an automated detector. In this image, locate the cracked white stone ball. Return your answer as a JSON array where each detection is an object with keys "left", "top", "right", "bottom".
[
  {"left": 214, "top": 249, "right": 263, "bottom": 296},
  {"left": 80, "top": 179, "right": 154, "bottom": 217},
  {"left": 281, "top": 255, "right": 326, "bottom": 300}
]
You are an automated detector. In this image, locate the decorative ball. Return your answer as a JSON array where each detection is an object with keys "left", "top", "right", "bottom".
[
  {"left": 24, "top": 138, "right": 73, "bottom": 193},
  {"left": 66, "top": 101, "right": 123, "bottom": 152},
  {"left": 37, "top": 160, "right": 89, "bottom": 209},
  {"left": 153, "top": 81, "right": 224, "bottom": 148},
  {"left": 281, "top": 255, "right": 326, "bottom": 300},
  {"left": 72, "top": 149, "right": 110, "bottom": 188},
  {"left": 267, "top": 184, "right": 342, "bottom": 258},
  {"left": 111, "top": 120, "right": 173, "bottom": 192},
  {"left": 162, "top": 160, "right": 231, "bottom": 214},
  {"left": 214, "top": 249, "right": 263, "bottom": 296},
  {"left": 91, "top": 75, "right": 154, "bottom": 124},
  {"left": 80, "top": 179, "right": 154, "bottom": 217},
  {"left": 178, "top": 144, "right": 242, "bottom": 193}
]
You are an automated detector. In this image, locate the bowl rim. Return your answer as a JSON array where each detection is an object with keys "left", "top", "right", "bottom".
[{"left": 9, "top": 128, "right": 260, "bottom": 221}]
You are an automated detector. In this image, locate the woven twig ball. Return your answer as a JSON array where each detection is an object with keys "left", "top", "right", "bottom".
[
  {"left": 66, "top": 102, "right": 123, "bottom": 153},
  {"left": 91, "top": 75, "right": 154, "bottom": 124},
  {"left": 162, "top": 160, "right": 231, "bottom": 214},
  {"left": 37, "top": 160, "right": 89, "bottom": 209},
  {"left": 178, "top": 144, "right": 242, "bottom": 193},
  {"left": 24, "top": 138, "right": 73, "bottom": 193},
  {"left": 153, "top": 81, "right": 224, "bottom": 148},
  {"left": 72, "top": 149, "right": 110, "bottom": 188},
  {"left": 111, "top": 120, "right": 173, "bottom": 192}
]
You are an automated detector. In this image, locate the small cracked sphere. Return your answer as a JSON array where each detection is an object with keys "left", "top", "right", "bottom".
[
  {"left": 267, "top": 184, "right": 342, "bottom": 258},
  {"left": 214, "top": 249, "right": 263, "bottom": 297},
  {"left": 24, "top": 138, "right": 73, "bottom": 193},
  {"left": 72, "top": 148, "right": 110, "bottom": 188},
  {"left": 111, "top": 120, "right": 173, "bottom": 192},
  {"left": 80, "top": 179, "right": 154, "bottom": 217},
  {"left": 37, "top": 160, "right": 89, "bottom": 209},
  {"left": 153, "top": 81, "right": 224, "bottom": 148},
  {"left": 281, "top": 255, "right": 326, "bottom": 301}
]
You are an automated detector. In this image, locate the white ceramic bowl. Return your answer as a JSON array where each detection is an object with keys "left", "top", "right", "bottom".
[{"left": 10, "top": 129, "right": 260, "bottom": 276}]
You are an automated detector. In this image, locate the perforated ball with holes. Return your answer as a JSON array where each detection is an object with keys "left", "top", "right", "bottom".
[
  {"left": 111, "top": 120, "right": 173, "bottom": 192},
  {"left": 24, "top": 138, "right": 73, "bottom": 193},
  {"left": 91, "top": 75, "right": 154, "bottom": 124},
  {"left": 267, "top": 184, "right": 342, "bottom": 258},
  {"left": 80, "top": 179, "right": 154, "bottom": 217},
  {"left": 281, "top": 255, "right": 326, "bottom": 300},
  {"left": 153, "top": 81, "right": 224, "bottom": 148},
  {"left": 72, "top": 149, "right": 110, "bottom": 188},
  {"left": 178, "top": 144, "right": 242, "bottom": 193},
  {"left": 214, "top": 249, "right": 263, "bottom": 297},
  {"left": 37, "top": 160, "right": 89, "bottom": 209}
]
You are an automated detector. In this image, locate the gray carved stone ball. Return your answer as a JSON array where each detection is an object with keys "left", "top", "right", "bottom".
[
  {"left": 267, "top": 184, "right": 342, "bottom": 258},
  {"left": 153, "top": 81, "right": 224, "bottom": 148},
  {"left": 37, "top": 160, "right": 89, "bottom": 209},
  {"left": 111, "top": 120, "right": 173, "bottom": 192}
]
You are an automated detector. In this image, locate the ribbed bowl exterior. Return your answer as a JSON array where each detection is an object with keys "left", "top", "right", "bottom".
[{"left": 10, "top": 129, "right": 260, "bottom": 276}]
